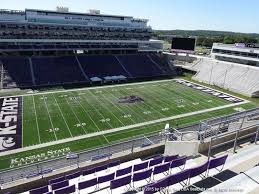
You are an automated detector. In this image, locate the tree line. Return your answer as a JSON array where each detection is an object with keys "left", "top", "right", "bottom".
[{"left": 154, "top": 30, "right": 259, "bottom": 48}]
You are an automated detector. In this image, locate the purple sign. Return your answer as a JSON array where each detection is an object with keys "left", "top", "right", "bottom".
[
  {"left": 235, "top": 43, "right": 246, "bottom": 48},
  {"left": 0, "top": 97, "right": 22, "bottom": 152}
]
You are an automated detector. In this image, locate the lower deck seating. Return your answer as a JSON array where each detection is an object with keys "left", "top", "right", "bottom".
[
  {"left": 0, "top": 57, "right": 33, "bottom": 88},
  {"left": 0, "top": 53, "right": 175, "bottom": 89},
  {"left": 148, "top": 53, "right": 175, "bottom": 74},
  {"left": 32, "top": 56, "right": 87, "bottom": 86},
  {"left": 78, "top": 55, "right": 129, "bottom": 78},
  {"left": 117, "top": 54, "right": 165, "bottom": 78}
]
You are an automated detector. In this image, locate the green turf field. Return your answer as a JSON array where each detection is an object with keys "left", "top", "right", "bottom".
[
  {"left": 0, "top": 79, "right": 256, "bottom": 170},
  {"left": 22, "top": 79, "right": 233, "bottom": 147}
]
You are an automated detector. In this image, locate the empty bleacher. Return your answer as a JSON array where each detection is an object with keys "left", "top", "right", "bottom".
[
  {"left": 31, "top": 56, "right": 87, "bottom": 86},
  {"left": 117, "top": 54, "right": 165, "bottom": 78},
  {"left": 0, "top": 53, "right": 175, "bottom": 89},
  {"left": 192, "top": 58, "right": 259, "bottom": 97},
  {"left": 148, "top": 53, "right": 175, "bottom": 74},
  {"left": 0, "top": 57, "right": 33, "bottom": 88},
  {"left": 78, "top": 55, "right": 130, "bottom": 78}
]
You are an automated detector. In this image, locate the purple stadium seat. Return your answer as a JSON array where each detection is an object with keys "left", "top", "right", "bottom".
[
  {"left": 168, "top": 169, "right": 191, "bottom": 187},
  {"left": 153, "top": 162, "right": 170, "bottom": 176},
  {"left": 110, "top": 175, "right": 131, "bottom": 193},
  {"left": 65, "top": 171, "right": 80, "bottom": 180},
  {"left": 116, "top": 166, "right": 132, "bottom": 177},
  {"left": 49, "top": 176, "right": 65, "bottom": 185},
  {"left": 98, "top": 172, "right": 115, "bottom": 184},
  {"left": 95, "top": 164, "right": 108, "bottom": 173},
  {"left": 144, "top": 176, "right": 169, "bottom": 194},
  {"left": 29, "top": 185, "right": 49, "bottom": 194},
  {"left": 164, "top": 154, "right": 179, "bottom": 163},
  {"left": 170, "top": 156, "right": 187, "bottom": 170},
  {"left": 82, "top": 168, "right": 95, "bottom": 176},
  {"left": 133, "top": 161, "right": 149, "bottom": 172},
  {"left": 189, "top": 160, "right": 209, "bottom": 183},
  {"left": 132, "top": 168, "right": 152, "bottom": 186},
  {"left": 149, "top": 157, "right": 164, "bottom": 167},
  {"left": 54, "top": 185, "right": 75, "bottom": 194},
  {"left": 78, "top": 177, "right": 97, "bottom": 190},
  {"left": 207, "top": 154, "right": 228, "bottom": 176},
  {"left": 51, "top": 180, "right": 69, "bottom": 191},
  {"left": 108, "top": 160, "right": 120, "bottom": 168}
]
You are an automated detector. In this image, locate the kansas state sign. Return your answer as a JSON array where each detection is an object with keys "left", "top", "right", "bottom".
[
  {"left": 175, "top": 79, "right": 244, "bottom": 103},
  {"left": 0, "top": 97, "right": 22, "bottom": 152}
]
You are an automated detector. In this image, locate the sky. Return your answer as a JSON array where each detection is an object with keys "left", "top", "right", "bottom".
[{"left": 0, "top": 0, "right": 258, "bottom": 33}]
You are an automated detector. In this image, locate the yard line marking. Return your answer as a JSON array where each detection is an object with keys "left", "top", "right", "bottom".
[
  {"left": 79, "top": 91, "right": 114, "bottom": 129},
  {"left": 1, "top": 101, "right": 249, "bottom": 156},
  {"left": 107, "top": 89, "right": 153, "bottom": 122},
  {"left": 65, "top": 98, "right": 88, "bottom": 134},
  {"left": 154, "top": 82, "right": 214, "bottom": 115},
  {"left": 102, "top": 135, "right": 110, "bottom": 144},
  {"left": 0, "top": 78, "right": 249, "bottom": 105},
  {"left": 42, "top": 95, "right": 58, "bottom": 141},
  {"left": 162, "top": 82, "right": 225, "bottom": 116},
  {"left": 103, "top": 90, "right": 136, "bottom": 124},
  {"left": 32, "top": 95, "right": 41, "bottom": 144},
  {"left": 144, "top": 84, "right": 191, "bottom": 115},
  {"left": 127, "top": 87, "right": 167, "bottom": 118},
  {"left": 71, "top": 92, "right": 110, "bottom": 144},
  {"left": 87, "top": 90, "right": 126, "bottom": 126},
  {"left": 52, "top": 94, "right": 73, "bottom": 138},
  {"left": 71, "top": 91, "right": 102, "bottom": 132}
]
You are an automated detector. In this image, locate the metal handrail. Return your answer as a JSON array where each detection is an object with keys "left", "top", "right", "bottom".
[
  {"left": 0, "top": 108, "right": 258, "bottom": 185},
  {"left": 207, "top": 124, "right": 259, "bottom": 159}
]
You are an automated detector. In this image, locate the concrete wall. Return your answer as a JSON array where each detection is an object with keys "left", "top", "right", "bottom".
[{"left": 164, "top": 141, "right": 199, "bottom": 156}]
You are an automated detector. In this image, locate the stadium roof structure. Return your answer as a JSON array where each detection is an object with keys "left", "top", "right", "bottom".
[{"left": 25, "top": 8, "right": 148, "bottom": 21}]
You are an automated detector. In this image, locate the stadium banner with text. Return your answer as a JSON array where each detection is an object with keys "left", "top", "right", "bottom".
[
  {"left": 0, "top": 97, "right": 22, "bottom": 153},
  {"left": 175, "top": 79, "right": 244, "bottom": 103},
  {"left": 10, "top": 147, "right": 71, "bottom": 168}
]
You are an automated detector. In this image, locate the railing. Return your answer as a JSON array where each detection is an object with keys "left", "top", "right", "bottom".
[
  {"left": 207, "top": 124, "right": 259, "bottom": 160},
  {"left": 0, "top": 132, "right": 165, "bottom": 185},
  {"left": 0, "top": 108, "right": 258, "bottom": 185},
  {"left": 165, "top": 128, "right": 198, "bottom": 141}
]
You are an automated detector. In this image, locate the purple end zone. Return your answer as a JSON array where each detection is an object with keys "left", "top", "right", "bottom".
[{"left": 0, "top": 96, "right": 22, "bottom": 153}]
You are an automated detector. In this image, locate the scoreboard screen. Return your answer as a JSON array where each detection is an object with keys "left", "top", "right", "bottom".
[{"left": 171, "top": 37, "right": 196, "bottom": 53}]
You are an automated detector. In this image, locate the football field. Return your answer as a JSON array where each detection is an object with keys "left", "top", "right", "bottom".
[
  {"left": 0, "top": 79, "right": 255, "bottom": 169},
  {"left": 22, "top": 79, "right": 238, "bottom": 147}
]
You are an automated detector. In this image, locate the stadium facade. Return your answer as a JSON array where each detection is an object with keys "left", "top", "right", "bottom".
[
  {"left": 0, "top": 8, "right": 171, "bottom": 89},
  {"left": 211, "top": 43, "right": 259, "bottom": 67},
  {"left": 0, "top": 8, "right": 162, "bottom": 51}
]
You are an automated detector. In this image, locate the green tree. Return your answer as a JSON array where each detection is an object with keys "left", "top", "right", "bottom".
[{"left": 223, "top": 36, "right": 235, "bottom": 44}]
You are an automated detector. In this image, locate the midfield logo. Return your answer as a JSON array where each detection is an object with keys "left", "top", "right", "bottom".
[{"left": 0, "top": 97, "right": 22, "bottom": 152}]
